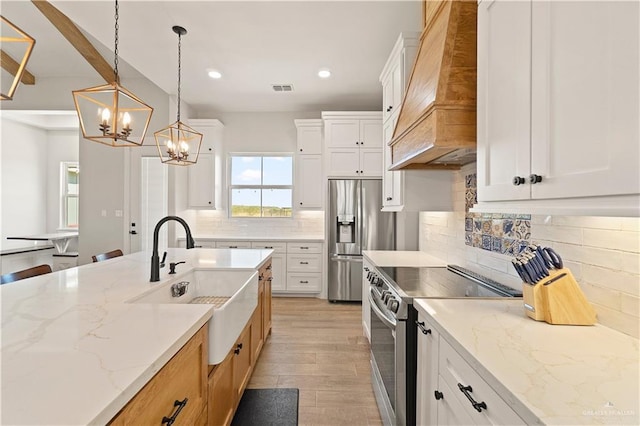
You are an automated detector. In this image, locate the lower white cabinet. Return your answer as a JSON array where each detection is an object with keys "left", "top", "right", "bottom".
[
  {"left": 251, "top": 242, "right": 287, "bottom": 292},
  {"left": 286, "top": 272, "right": 322, "bottom": 293},
  {"left": 416, "top": 310, "right": 526, "bottom": 425},
  {"left": 214, "top": 241, "right": 252, "bottom": 249},
  {"left": 361, "top": 259, "right": 373, "bottom": 342}
]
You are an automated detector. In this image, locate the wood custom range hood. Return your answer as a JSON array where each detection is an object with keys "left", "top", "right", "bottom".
[{"left": 389, "top": 0, "right": 477, "bottom": 170}]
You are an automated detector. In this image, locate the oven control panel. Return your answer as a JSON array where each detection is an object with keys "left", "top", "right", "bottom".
[{"left": 368, "top": 267, "right": 405, "bottom": 318}]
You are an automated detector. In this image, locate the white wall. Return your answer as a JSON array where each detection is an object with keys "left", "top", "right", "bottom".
[
  {"left": 46, "top": 130, "right": 79, "bottom": 233},
  {"left": 0, "top": 119, "right": 48, "bottom": 250},
  {"left": 419, "top": 163, "right": 640, "bottom": 338}
]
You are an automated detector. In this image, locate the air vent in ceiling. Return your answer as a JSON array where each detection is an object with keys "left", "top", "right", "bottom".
[{"left": 272, "top": 84, "right": 294, "bottom": 92}]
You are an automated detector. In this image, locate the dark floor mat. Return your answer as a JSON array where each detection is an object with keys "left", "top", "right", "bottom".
[{"left": 231, "top": 388, "right": 299, "bottom": 426}]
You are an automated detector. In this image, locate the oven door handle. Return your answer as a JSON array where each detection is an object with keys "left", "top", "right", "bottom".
[{"left": 368, "top": 289, "right": 396, "bottom": 330}]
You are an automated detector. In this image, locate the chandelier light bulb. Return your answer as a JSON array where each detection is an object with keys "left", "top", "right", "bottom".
[
  {"left": 101, "top": 108, "right": 111, "bottom": 125},
  {"left": 122, "top": 112, "right": 131, "bottom": 128}
]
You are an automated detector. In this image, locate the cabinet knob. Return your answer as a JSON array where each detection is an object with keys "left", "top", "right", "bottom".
[
  {"left": 434, "top": 390, "right": 444, "bottom": 400},
  {"left": 360, "top": 170, "right": 363, "bottom": 174},
  {"left": 299, "top": 148, "right": 303, "bottom": 152},
  {"left": 529, "top": 174, "right": 543, "bottom": 184},
  {"left": 356, "top": 141, "right": 360, "bottom": 145},
  {"left": 300, "top": 202, "right": 303, "bottom": 205},
  {"left": 387, "top": 106, "right": 393, "bottom": 112},
  {"left": 386, "top": 197, "right": 392, "bottom": 201},
  {"left": 356, "top": 170, "right": 360, "bottom": 174},
  {"left": 360, "top": 141, "right": 364, "bottom": 145},
  {"left": 208, "top": 201, "right": 212, "bottom": 204},
  {"left": 512, "top": 176, "right": 526, "bottom": 186}
]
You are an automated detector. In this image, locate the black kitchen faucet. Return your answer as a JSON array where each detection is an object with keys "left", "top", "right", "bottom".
[{"left": 150, "top": 216, "right": 195, "bottom": 282}]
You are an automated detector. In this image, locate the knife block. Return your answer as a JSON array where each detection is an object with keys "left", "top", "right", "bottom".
[{"left": 522, "top": 268, "right": 597, "bottom": 325}]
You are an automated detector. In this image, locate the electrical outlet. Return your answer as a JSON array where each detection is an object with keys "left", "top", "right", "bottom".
[
  {"left": 101, "top": 210, "right": 107, "bottom": 217},
  {"left": 115, "top": 210, "right": 123, "bottom": 217}
]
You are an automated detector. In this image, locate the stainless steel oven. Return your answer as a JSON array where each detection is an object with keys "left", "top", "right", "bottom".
[{"left": 367, "top": 265, "right": 522, "bottom": 426}]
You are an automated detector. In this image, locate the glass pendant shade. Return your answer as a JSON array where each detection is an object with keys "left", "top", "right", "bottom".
[
  {"left": 73, "top": 82, "right": 153, "bottom": 147},
  {"left": 154, "top": 120, "right": 202, "bottom": 165},
  {"left": 1, "top": 16, "right": 36, "bottom": 101}
]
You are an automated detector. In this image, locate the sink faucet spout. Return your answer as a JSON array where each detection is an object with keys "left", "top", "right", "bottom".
[{"left": 150, "top": 216, "right": 195, "bottom": 282}]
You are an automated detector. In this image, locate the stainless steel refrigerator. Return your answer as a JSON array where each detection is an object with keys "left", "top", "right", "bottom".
[{"left": 328, "top": 179, "right": 395, "bottom": 301}]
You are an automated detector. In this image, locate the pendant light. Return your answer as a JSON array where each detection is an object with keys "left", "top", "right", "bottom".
[
  {"left": 72, "top": 0, "right": 153, "bottom": 147},
  {"left": 1, "top": 16, "right": 36, "bottom": 101},
  {"left": 154, "top": 26, "right": 202, "bottom": 166}
]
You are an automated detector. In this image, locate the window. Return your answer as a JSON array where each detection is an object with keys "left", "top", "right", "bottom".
[
  {"left": 61, "top": 162, "right": 79, "bottom": 229},
  {"left": 229, "top": 155, "right": 293, "bottom": 217}
]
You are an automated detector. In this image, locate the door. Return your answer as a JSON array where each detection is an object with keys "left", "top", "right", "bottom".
[
  {"left": 127, "top": 145, "right": 168, "bottom": 254},
  {"left": 359, "top": 120, "right": 383, "bottom": 148},
  {"left": 326, "top": 148, "right": 359, "bottom": 177},
  {"left": 326, "top": 120, "right": 360, "bottom": 148},
  {"left": 361, "top": 180, "right": 395, "bottom": 251},
  {"left": 530, "top": 1, "right": 640, "bottom": 199},
  {"left": 477, "top": 0, "right": 532, "bottom": 201},
  {"left": 359, "top": 149, "right": 383, "bottom": 177}
]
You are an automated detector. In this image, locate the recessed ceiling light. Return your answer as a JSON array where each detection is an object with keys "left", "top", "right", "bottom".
[
  {"left": 318, "top": 69, "right": 331, "bottom": 79},
  {"left": 208, "top": 70, "right": 222, "bottom": 79}
]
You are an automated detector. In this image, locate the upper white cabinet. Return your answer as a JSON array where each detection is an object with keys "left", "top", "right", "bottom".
[
  {"left": 294, "top": 119, "right": 323, "bottom": 209},
  {"left": 322, "top": 112, "right": 383, "bottom": 177},
  {"left": 477, "top": 0, "right": 639, "bottom": 214},
  {"left": 380, "top": 33, "right": 452, "bottom": 212},
  {"left": 187, "top": 119, "right": 224, "bottom": 209}
]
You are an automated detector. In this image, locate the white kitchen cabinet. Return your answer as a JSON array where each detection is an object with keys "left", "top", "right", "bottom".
[
  {"left": 416, "top": 308, "right": 526, "bottom": 426},
  {"left": 322, "top": 112, "right": 383, "bottom": 178},
  {"left": 294, "top": 120, "right": 323, "bottom": 209},
  {"left": 380, "top": 32, "right": 419, "bottom": 124},
  {"left": 187, "top": 119, "right": 224, "bottom": 209},
  {"left": 285, "top": 272, "right": 322, "bottom": 293},
  {"left": 477, "top": 0, "right": 639, "bottom": 209},
  {"left": 215, "top": 241, "right": 252, "bottom": 249},
  {"left": 295, "top": 155, "right": 323, "bottom": 208}
]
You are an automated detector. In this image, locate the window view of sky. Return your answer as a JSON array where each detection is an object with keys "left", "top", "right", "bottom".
[{"left": 230, "top": 156, "right": 293, "bottom": 211}]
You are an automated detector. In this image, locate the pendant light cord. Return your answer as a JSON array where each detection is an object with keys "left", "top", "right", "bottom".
[
  {"left": 114, "top": 0, "right": 119, "bottom": 81},
  {"left": 177, "top": 31, "right": 182, "bottom": 122}
]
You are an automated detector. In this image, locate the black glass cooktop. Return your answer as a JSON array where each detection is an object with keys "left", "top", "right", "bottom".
[{"left": 378, "top": 265, "right": 522, "bottom": 300}]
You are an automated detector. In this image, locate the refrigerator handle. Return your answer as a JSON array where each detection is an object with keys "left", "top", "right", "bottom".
[{"left": 356, "top": 180, "right": 363, "bottom": 253}]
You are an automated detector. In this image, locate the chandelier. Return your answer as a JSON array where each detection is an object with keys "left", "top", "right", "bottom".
[
  {"left": 154, "top": 26, "right": 202, "bottom": 165},
  {"left": 72, "top": 0, "right": 153, "bottom": 147},
  {"left": 1, "top": 16, "right": 36, "bottom": 101}
]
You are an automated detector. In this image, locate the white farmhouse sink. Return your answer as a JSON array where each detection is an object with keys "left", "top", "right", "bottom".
[{"left": 129, "top": 269, "right": 258, "bottom": 364}]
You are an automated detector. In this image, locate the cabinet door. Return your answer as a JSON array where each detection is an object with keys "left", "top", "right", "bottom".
[
  {"left": 477, "top": 0, "right": 532, "bottom": 202},
  {"left": 263, "top": 272, "right": 272, "bottom": 338},
  {"left": 297, "top": 126, "right": 322, "bottom": 154},
  {"left": 251, "top": 283, "right": 264, "bottom": 365},
  {"left": 326, "top": 148, "right": 360, "bottom": 177},
  {"left": 382, "top": 70, "right": 395, "bottom": 123},
  {"left": 232, "top": 324, "right": 252, "bottom": 401},
  {"left": 188, "top": 153, "right": 215, "bottom": 207},
  {"left": 359, "top": 120, "right": 383, "bottom": 149},
  {"left": 383, "top": 118, "right": 403, "bottom": 209},
  {"left": 208, "top": 350, "right": 235, "bottom": 426},
  {"left": 325, "top": 120, "right": 361, "bottom": 148},
  {"left": 530, "top": 1, "right": 640, "bottom": 199},
  {"left": 390, "top": 62, "right": 403, "bottom": 117},
  {"left": 270, "top": 253, "right": 287, "bottom": 292},
  {"left": 360, "top": 149, "right": 383, "bottom": 177},
  {"left": 436, "top": 378, "right": 476, "bottom": 426},
  {"left": 295, "top": 155, "right": 323, "bottom": 208},
  {"left": 286, "top": 272, "right": 322, "bottom": 292},
  {"left": 416, "top": 313, "right": 439, "bottom": 426}
]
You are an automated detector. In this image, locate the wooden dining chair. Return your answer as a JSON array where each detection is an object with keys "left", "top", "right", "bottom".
[
  {"left": 1, "top": 264, "right": 53, "bottom": 284},
  {"left": 92, "top": 249, "right": 124, "bottom": 263}
]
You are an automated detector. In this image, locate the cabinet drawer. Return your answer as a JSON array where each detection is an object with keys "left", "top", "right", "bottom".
[
  {"left": 250, "top": 241, "right": 287, "bottom": 254},
  {"left": 111, "top": 326, "right": 208, "bottom": 425},
  {"left": 286, "top": 242, "right": 323, "bottom": 254},
  {"left": 287, "top": 254, "right": 322, "bottom": 272},
  {"left": 438, "top": 339, "right": 526, "bottom": 425},
  {"left": 286, "top": 273, "right": 322, "bottom": 292},
  {"left": 215, "top": 241, "right": 252, "bottom": 249}
]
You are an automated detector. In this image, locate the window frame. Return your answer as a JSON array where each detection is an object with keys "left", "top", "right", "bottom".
[
  {"left": 228, "top": 153, "right": 294, "bottom": 219},
  {"left": 60, "top": 161, "right": 79, "bottom": 230}
]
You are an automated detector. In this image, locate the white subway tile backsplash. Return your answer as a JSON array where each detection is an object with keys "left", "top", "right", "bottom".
[
  {"left": 418, "top": 166, "right": 640, "bottom": 337},
  {"left": 583, "top": 229, "right": 640, "bottom": 253}
]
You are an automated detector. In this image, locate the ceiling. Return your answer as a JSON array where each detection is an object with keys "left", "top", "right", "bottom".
[{"left": 2, "top": 0, "right": 422, "bottom": 114}]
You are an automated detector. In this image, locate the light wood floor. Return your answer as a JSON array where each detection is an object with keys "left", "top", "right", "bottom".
[{"left": 247, "top": 297, "right": 382, "bottom": 426}]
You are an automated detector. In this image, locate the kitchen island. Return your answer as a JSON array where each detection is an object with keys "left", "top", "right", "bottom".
[{"left": 0, "top": 248, "right": 272, "bottom": 425}]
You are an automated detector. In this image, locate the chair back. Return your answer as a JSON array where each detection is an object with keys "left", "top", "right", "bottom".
[
  {"left": 1, "top": 264, "right": 53, "bottom": 284},
  {"left": 92, "top": 249, "right": 123, "bottom": 263}
]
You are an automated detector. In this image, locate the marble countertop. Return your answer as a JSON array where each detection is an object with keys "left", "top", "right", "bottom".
[
  {"left": 0, "top": 248, "right": 272, "bottom": 425},
  {"left": 362, "top": 250, "right": 447, "bottom": 267},
  {"left": 414, "top": 299, "right": 639, "bottom": 425},
  {"left": 178, "top": 235, "right": 325, "bottom": 242}
]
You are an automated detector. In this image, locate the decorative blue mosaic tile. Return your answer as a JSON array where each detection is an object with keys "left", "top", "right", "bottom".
[
  {"left": 492, "top": 219, "right": 504, "bottom": 237},
  {"left": 481, "top": 220, "right": 492, "bottom": 235},
  {"left": 465, "top": 218, "right": 473, "bottom": 232},
  {"left": 481, "top": 235, "right": 492, "bottom": 250},
  {"left": 517, "top": 240, "right": 529, "bottom": 253},
  {"left": 465, "top": 232, "right": 473, "bottom": 246},
  {"left": 465, "top": 173, "right": 476, "bottom": 188},
  {"left": 501, "top": 238, "right": 516, "bottom": 255},
  {"left": 473, "top": 218, "right": 483, "bottom": 232},
  {"left": 502, "top": 219, "right": 515, "bottom": 237},
  {"left": 514, "top": 219, "right": 531, "bottom": 239},
  {"left": 491, "top": 236, "right": 502, "bottom": 252},
  {"left": 472, "top": 233, "right": 482, "bottom": 248}
]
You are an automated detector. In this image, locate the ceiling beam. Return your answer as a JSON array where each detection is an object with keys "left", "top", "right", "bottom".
[
  {"left": 31, "top": 0, "right": 117, "bottom": 84},
  {"left": 0, "top": 50, "right": 36, "bottom": 84}
]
